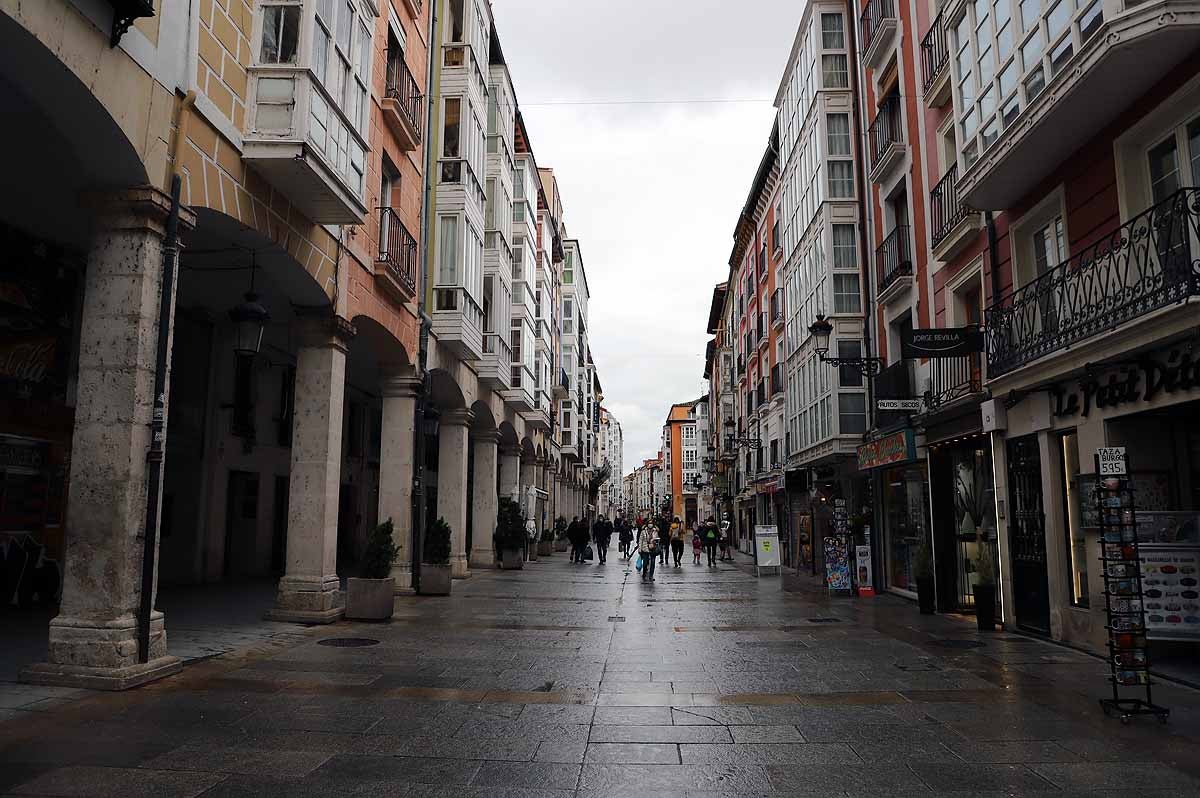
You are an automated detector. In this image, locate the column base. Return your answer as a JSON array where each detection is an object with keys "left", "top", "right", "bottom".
[
  {"left": 266, "top": 575, "right": 344, "bottom": 624},
  {"left": 390, "top": 563, "right": 416, "bottom": 595},
  {"left": 22, "top": 656, "right": 182, "bottom": 691},
  {"left": 469, "top": 550, "right": 497, "bottom": 570},
  {"left": 450, "top": 555, "right": 471, "bottom": 579},
  {"left": 21, "top": 611, "right": 180, "bottom": 691}
]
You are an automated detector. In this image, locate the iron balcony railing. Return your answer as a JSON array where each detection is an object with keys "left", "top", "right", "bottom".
[
  {"left": 860, "top": 0, "right": 897, "bottom": 55},
  {"left": 868, "top": 95, "right": 904, "bottom": 170},
  {"left": 755, "top": 381, "right": 766, "bottom": 408},
  {"left": 919, "top": 9, "right": 949, "bottom": 96},
  {"left": 770, "top": 363, "right": 784, "bottom": 395},
  {"left": 771, "top": 288, "right": 784, "bottom": 325},
  {"left": 930, "top": 165, "right": 977, "bottom": 249},
  {"left": 385, "top": 50, "right": 424, "bottom": 143},
  {"left": 876, "top": 224, "right": 913, "bottom": 293},
  {"left": 377, "top": 207, "right": 418, "bottom": 295},
  {"left": 985, "top": 187, "right": 1200, "bottom": 376},
  {"left": 925, "top": 353, "right": 983, "bottom": 409}
]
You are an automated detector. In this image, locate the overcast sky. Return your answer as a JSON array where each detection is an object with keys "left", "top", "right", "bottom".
[{"left": 491, "top": 0, "right": 802, "bottom": 470}]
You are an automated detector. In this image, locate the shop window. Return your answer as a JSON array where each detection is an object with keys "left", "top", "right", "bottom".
[
  {"left": 1058, "top": 430, "right": 1089, "bottom": 607},
  {"left": 883, "top": 464, "right": 930, "bottom": 593},
  {"left": 952, "top": 443, "right": 998, "bottom": 608}
]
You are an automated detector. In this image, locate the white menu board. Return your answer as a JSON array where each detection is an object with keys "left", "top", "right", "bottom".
[{"left": 1139, "top": 545, "right": 1200, "bottom": 641}]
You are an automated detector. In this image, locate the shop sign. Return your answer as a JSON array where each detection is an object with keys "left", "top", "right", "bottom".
[
  {"left": 877, "top": 398, "right": 922, "bottom": 411},
  {"left": 901, "top": 326, "right": 984, "bottom": 359},
  {"left": 857, "top": 429, "right": 916, "bottom": 470},
  {"left": 756, "top": 476, "right": 783, "bottom": 494},
  {"left": 1050, "top": 347, "right": 1200, "bottom": 419}
]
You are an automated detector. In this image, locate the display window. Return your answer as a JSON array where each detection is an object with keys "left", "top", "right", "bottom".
[{"left": 882, "top": 463, "right": 929, "bottom": 593}]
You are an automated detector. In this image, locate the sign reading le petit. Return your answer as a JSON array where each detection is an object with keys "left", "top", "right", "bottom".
[{"left": 901, "top": 326, "right": 984, "bottom": 359}]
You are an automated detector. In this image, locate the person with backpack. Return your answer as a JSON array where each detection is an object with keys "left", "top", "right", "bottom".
[
  {"left": 702, "top": 517, "right": 720, "bottom": 567},
  {"left": 637, "top": 523, "right": 659, "bottom": 582},
  {"left": 669, "top": 516, "right": 685, "bottom": 567}
]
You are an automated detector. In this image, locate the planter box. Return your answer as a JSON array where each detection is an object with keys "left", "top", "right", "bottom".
[
  {"left": 528, "top": 542, "right": 538, "bottom": 561},
  {"left": 419, "top": 564, "right": 452, "bottom": 595},
  {"left": 554, "top": 540, "right": 569, "bottom": 552},
  {"left": 500, "top": 548, "right": 524, "bottom": 570},
  {"left": 346, "top": 577, "right": 395, "bottom": 620},
  {"left": 537, "top": 541, "right": 553, "bottom": 556}
]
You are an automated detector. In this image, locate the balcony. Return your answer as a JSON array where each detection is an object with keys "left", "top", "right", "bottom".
[
  {"left": 868, "top": 95, "right": 906, "bottom": 185},
  {"left": 957, "top": 0, "right": 1200, "bottom": 210},
  {"left": 737, "top": 355, "right": 746, "bottom": 377},
  {"left": 374, "top": 208, "right": 418, "bottom": 301},
  {"left": 770, "top": 364, "right": 784, "bottom": 397},
  {"left": 875, "top": 225, "right": 913, "bottom": 303},
  {"left": 503, "top": 363, "right": 536, "bottom": 412},
  {"left": 243, "top": 70, "right": 368, "bottom": 223},
  {"left": 755, "top": 381, "right": 766, "bottom": 410},
  {"left": 985, "top": 188, "right": 1200, "bottom": 378},
  {"left": 478, "top": 333, "right": 514, "bottom": 390},
  {"left": 860, "top": 0, "right": 899, "bottom": 71},
  {"left": 553, "top": 368, "right": 570, "bottom": 400},
  {"left": 382, "top": 51, "right": 423, "bottom": 151},
  {"left": 771, "top": 289, "right": 785, "bottom": 328},
  {"left": 431, "top": 286, "right": 485, "bottom": 361},
  {"left": 924, "top": 353, "right": 983, "bottom": 410},
  {"left": 919, "top": 9, "right": 950, "bottom": 108},
  {"left": 929, "top": 165, "right": 981, "bottom": 262}
]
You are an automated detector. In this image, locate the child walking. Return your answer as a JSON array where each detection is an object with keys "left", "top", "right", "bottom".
[{"left": 692, "top": 530, "right": 702, "bottom": 565}]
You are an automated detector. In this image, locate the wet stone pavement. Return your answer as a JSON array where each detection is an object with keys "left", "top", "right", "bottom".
[{"left": 3, "top": 548, "right": 1200, "bottom": 797}]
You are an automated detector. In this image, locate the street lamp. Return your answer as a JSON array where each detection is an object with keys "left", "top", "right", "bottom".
[
  {"left": 808, "top": 314, "right": 883, "bottom": 377},
  {"left": 228, "top": 292, "right": 269, "bottom": 357}
]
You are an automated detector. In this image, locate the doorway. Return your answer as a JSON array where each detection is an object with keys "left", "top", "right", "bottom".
[
  {"left": 1006, "top": 436, "right": 1051, "bottom": 633},
  {"left": 223, "top": 471, "right": 260, "bottom": 580}
]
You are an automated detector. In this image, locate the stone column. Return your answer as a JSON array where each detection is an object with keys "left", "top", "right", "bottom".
[
  {"left": 437, "top": 408, "right": 473, "bottom": 578},
  {"left": 499, "top": 445, "right": 521, "bottom": 503},
  {"left": 379, "top": 374, "right": 420, "bottom": 594},
  {"left": 23, "top": 187, "right": 196, "bottom": 690},
  {"left": 470, "top": 430, "right": 500, "bottom": 570},
  {"left": 267, "top": 313, "right": 354, "bottom": 623},
  {"left": 520, "top": 457, "right": 537, "bottom": 504}
]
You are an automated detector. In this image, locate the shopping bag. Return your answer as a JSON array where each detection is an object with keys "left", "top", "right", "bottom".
[
  {"left": 636, "top": 554, "right": 643, "bottom": 572},
  {"left": 584, "top": 545, "right": 594, "bottom": 561}
]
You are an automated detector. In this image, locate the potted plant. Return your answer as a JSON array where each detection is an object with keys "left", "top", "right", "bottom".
[
  {"left": 495, "top": 498, "right": 526, "bottom": 570},
  {"left": 346, "top": 519, "right": 397, "bottom": 620},
  {"left": 914, "top": 539, "right": 936, "bottom": 614},
  {"left": 538, "top": 527, "right": 555, "bottom": 557},
  {"left": 420, "top": 517, "right": 453, "bottom": 595},
  {"left": 973, "top": 542, "right": 997, "bottom": 631},
  {"left": 553, "top": 517, "right": 570, "bottom": 552}
]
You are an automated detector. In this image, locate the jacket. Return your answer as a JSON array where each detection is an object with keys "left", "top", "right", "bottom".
[
  {"left": 669, "top": 523, "right": 685, "bottom": 542},
  {"left": 638, "top": 527, "right": 659, "bottom": 554}
]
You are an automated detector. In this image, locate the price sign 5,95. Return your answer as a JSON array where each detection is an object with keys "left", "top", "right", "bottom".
[{"left": 1098, "top": 447, "right": 1127, "bottom": 476}]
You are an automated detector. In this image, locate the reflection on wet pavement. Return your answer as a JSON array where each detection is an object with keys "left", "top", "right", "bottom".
[{"left": 3, "top": 549, "right": 1200, "bottom": 796}]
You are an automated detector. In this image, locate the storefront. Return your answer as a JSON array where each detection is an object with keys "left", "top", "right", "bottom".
[
  {"left": 860, "top": 429, "right": 929, "bottom": 598},
  {"left": 926, "top": 411, "right": 998, "bottom": 613},
  {"left": 990, "top": 338, "right": 1200, "bottom": 665}
]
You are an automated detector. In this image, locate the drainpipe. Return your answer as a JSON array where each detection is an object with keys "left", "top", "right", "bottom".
[
  {"left": 985, "top": 211, "right": 1000, "bottom": 305},
  {"left": 410, "top": 3, "right": 439, "bottom": 593},
  {"left": 138, "top": 173, "right": 182, "bottom": 663}
]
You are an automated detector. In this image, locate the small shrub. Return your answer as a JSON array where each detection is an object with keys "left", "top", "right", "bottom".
[
  {"left": 494, "top": 498, "right": 527, "bottom": 550},
  {"left": 361, "top": 519, "right": 398, "bottom": 579},
  {"left": 424, "top": 517, "right": 452, "bottom": 565}
]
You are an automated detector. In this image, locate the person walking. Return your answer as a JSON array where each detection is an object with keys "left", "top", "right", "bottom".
[
  {"left": 657, "top": 516, "right": 669, "bottom": 566},
  {"left": 593, "top": 516, "right": 611, "bottom": 564},
  {"left": 702, "top": 517, "right": 720, "bottom": 567},
  {"left": 568, "top": 516, "right": 586, "bottom": 563},
  {"left": 669, "top": 516, "right": 685, "bottom": 567},
  {"left": 618, "top": 519, "right": 633, "bottom": 560},
  {"left": 692, "top": 528, "right": 702, "bottom": 565},
  {"left": 638, "top": 523, "right": 658, "bottom": 582}
]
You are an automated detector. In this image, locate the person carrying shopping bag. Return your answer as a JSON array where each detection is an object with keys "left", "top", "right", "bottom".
[{"left": 638, "top": 524, "right": 658, "bottom": 582}]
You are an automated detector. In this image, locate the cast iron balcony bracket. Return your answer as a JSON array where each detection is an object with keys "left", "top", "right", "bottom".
[{"left": 109, "top": 0, "right": 155, "bottom": 47}]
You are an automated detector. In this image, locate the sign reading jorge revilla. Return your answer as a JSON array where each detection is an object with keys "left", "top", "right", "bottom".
[
  {"left": 901, "top": 326, "right": 984, "bottom": 359},
  {"left": 857, "top": 429, "right": 917, "bottom": 470}
]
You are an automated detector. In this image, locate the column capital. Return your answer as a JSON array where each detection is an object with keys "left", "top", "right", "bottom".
[
  {"left": 84, "top": 184, "right": 198, "bottom": 235},
  {"left": 473, "top": 429, "right": 501, "bottom": 445},
  {"left": 381, "top": 374, "right": 421, "bottom": 398},
  {"left": 294, "top": 309, "right": 356, "bottom": 352},
  {"left": 440, "top": 408, "right": 474, "bottom": 428},
  {"left": 500, "top": 444, "right": 522, "bottom": 457}
]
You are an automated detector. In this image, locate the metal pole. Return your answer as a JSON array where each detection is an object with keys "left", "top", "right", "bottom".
[{"left": 138, "top": 174, "right": 182, "bottom": 663}]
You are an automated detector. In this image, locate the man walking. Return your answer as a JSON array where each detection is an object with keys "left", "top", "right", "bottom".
[
  {"left": 657, "top": 516, "right": 670, "bottom": 566},
  {"left": 568, "top": 516, "right": 586, "bottom": 563},
  {"left": 702, "top": 517, "right": 720, "bottom": 567},
  {"left": 593, "top": 516, "right": 611, "bottom": 564}
]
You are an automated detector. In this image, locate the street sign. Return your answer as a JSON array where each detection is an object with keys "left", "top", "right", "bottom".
[
  {"left": 1098, "top": 447, "right": 1127, "bottom": 476},
  {"left": 876, "top": 398, "right": 922, "bottom": 411}
]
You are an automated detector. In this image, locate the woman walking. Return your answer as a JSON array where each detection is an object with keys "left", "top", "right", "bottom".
[
  {"left": 638, "top": 523, "right": 659, "bottom": 582},
  {"left": 669, "top": 516, "right": 685, "bottom": 567}
]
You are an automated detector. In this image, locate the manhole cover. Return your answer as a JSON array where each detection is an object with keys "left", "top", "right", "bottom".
[
  {"left": 317, "top": 637, "right": 380, "bottom": 648},
  {"left": 807, "top": 617, "right": 841, "bottom": 624},
  {"left": 608, "top": 616, "right": 626, "bottom": 622},
  {"left": 930, "top": 638, "right": 985, "bottom": 649}
]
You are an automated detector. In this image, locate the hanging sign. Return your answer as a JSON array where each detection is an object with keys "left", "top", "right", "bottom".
[
  {"left": 877, "top": 398, "right": 923, "bottom": 411},
  {"left": 901, "top": 326, "right": 984, "bottom": 359},
  {"left": 857, "top": 429, "right": 917, "bottom": 470}
]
